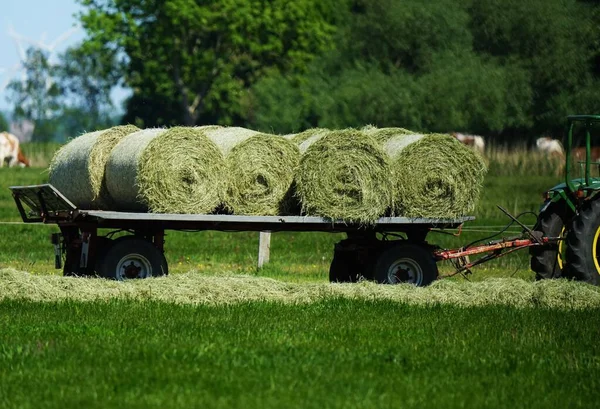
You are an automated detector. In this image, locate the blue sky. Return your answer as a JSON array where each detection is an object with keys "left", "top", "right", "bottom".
[{"left": 0, "top": 0, "right": 127, "bottom": 113}]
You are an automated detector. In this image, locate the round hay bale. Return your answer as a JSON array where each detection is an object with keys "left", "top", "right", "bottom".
[
  {"left": 365, "top": 128, "right": 487, "bottom": 218},
  {"left": 202, "top": 127, "right": 300, "bottom": 215},
  {"left": 106, "top": 127, "right": 226, "bottom": 213},
  {"left": 48, "top": 125, "right": 139, "bottom": 209},
  {"left": 293, "top": 128, "right": 394, "bottom": 224}
]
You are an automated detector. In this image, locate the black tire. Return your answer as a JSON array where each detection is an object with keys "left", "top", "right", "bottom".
[
  {"left": 64, "top": 236, "right": 113, "bottom": 277},
  {"left": 373, "top": 243, "right": 438, "bottom": 286},
  {"left": 529, "top": 207, "right": 567, "bottom": 280},
  {"left": 565, "top": 198, "right": 600, "bottom": 285},
  {"left": 329, "top": 251, "right": 360, "bottom": 283},
  {"left": 95, "top": 237, "right": 168, "bottom": 280}
]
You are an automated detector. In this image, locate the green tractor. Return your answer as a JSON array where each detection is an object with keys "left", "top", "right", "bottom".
[{"left": 530, "top": 115, "right": 600, "bottom": 285}]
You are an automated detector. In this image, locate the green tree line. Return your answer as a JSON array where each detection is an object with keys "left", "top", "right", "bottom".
[{"left": 6, "top": 0, "right": 600, "bottom": 141}]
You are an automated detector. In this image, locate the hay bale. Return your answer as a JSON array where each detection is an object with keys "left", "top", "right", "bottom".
[
  {"left": 364, "top": 127, "right": 487, "bottom": 218},
  {"left": 48, "top": 125, "right": 139, "bottom": 209},
  {"left": 106, "top": 127, "right": 226, "bottom": 213},
  {"left": 202, "top": 126, "right": 300, "bottom": 215},
  {"left": 292, "top": 128, "right": 394, "bottom": 223}
]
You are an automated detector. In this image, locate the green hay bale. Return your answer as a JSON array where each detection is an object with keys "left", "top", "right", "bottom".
[
  {"left": 202, "top": 127, "right": 300, "bottom": 215},
  {"left": 364, "top": 128, "right": 487, "bottom": 218},
  {"left": 48, "top": 125, "right": 139, "bottom": 209},
  {"left": 292, "top": 128, "right": 394, "bottom": 223},
  {"left": 106, "top": 127, "right": 226, "bottom": 213}
]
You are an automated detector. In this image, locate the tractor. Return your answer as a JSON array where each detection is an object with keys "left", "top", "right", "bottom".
[{"left": 530, "top": 115, "right": 600, "bottom": 285}]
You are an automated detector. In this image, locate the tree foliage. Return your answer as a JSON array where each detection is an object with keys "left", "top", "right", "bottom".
[
  {"left": 9, "top": 0, "right": 594, "bottom": 140},
  {"left": 6, "top": 48, "right": 62, "bottom": 142},
  {"left": 0, "top": 112, "right": 8, "bottom": 132},
  {"left": 76, "top": 0, "right": 338, "bottom": 127},
  {"left": 248, "top": 0, "right": 600, "bottom": 140}
]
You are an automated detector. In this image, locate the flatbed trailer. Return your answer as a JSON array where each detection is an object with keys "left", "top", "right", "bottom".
[{"left": 10, "top": 184, "right": 554, "bottom": 286}]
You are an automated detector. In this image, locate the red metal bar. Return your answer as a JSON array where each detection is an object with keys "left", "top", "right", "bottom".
[{"left": 434, "top": 237, "right": 553, "bottom": 261}]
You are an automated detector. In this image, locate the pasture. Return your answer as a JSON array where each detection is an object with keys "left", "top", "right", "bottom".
[{"left": 0, "top": 144, "right": 599, "bottom": 408}]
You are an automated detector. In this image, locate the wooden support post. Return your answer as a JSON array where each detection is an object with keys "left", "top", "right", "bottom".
[{"left": 258, "top": 231, "right": 271, "bottom": 269}]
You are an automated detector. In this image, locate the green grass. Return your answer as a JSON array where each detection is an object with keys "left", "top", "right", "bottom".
[{"left": 1, "top": 299, "right": 598, "bottom": 409}]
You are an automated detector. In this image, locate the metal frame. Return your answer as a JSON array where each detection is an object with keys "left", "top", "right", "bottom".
[{"left": 10, "top": 184, "right": 472, "bottom": 233}]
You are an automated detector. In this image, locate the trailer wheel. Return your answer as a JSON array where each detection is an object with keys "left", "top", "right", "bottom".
[
  {"left": 96, "top": 237, "right": 168, "bottom": 280},
  {"left": 329, "top": 251, "right": 359, "bottom": 283},
  {"left": 530, "top": 205, "right": 567, "bottom": 280},
  {"left": 373, "top": 244, "right": 438, "bottom": 286},
  {"left": 565, "top": 198, "right": 600, "bottom": 285}
]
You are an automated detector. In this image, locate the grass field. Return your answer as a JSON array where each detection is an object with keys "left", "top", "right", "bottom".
[{"left": 0, "top": 146, "right": 599, "bottom": 408}]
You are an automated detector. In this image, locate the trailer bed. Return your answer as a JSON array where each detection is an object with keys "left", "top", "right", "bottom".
[{"left": 10, "top": 184, "right": 473, "bottom": 232}]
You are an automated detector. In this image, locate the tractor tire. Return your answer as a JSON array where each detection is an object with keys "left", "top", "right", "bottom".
[
  {"left": 95, "top": 237, "right": 168, "bottom": 280},
  {"left": 373, "top": 243, "right": 438, "bottom": 286},
  {"left": 565, "top": 198, "right": 600, "bottom": 285},
  {"left": 529, "top": 206, "right": 567, "bottom": 280}
]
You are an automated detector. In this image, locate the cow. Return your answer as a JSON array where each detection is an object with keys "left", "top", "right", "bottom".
[
  {"left": 535, "top": 136, "right": 565, "bottom": 159},
  {"left": 452, "top": 132, "right": 485, "bottom": 155},
  {"left": 572, "top": 146, "right": 600, "bottom": 163},
  {"left": 0, "top": 132, "right": 30, "bottom": 167}
]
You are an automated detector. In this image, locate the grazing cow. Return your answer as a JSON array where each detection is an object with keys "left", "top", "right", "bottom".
[
  {"left": 0, "top": 132, "right": 30, "bottom": 167},
  {"left": 535, "top": 136, "right": 565, "bottom": 159},
  {"left": 572, "top": 146, "right": 600, "bottom": 163},
  {"left": 452, "top": 132, "right": 485, "bottom": 155}
]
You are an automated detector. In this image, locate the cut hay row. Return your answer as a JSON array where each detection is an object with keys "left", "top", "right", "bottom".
[
  {"left": 2, "top": 269, "right": 599, "bottom": 310},
  {"left": 289, "top": 128, "right": 394, "bottom": 223},
  {"left": 48, "top": 125, "right": 139, "bottom": 209},
  {"left": 202, "top": 127, "right": 300, "bottom": 215},
  {"left": 364, "top": 127, "right": 488, "bottom": 218},
  {"left": 106, "top": 127, "right": 226, "bottom": 213}
]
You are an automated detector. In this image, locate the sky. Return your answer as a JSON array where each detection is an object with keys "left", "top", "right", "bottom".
[{"left": 0, "top": 0, "right": 127, "bottom": 114}]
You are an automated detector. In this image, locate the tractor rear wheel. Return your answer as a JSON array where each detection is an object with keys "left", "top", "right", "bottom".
[
  {"left": 530, "top": 205, "right": 567, "bottom": 280},
  {"left": 565, "top": 198, "right": 600, "bottom": 285}
]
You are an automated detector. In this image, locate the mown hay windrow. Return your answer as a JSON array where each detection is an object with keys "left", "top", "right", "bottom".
[
  {"left": 202, "top": 126, "right": 300, "bottom": 215},
  {"left": 292, "top": 129, "right": 394, "bottom": 223},
  {"left": 1, "top": 269, "right": 599, "bottom": 310},
  {"left": 49, "top": 125, "right": 139, "bottom": 209},
  {"left": 106, "top": 127, "right": 226, "bottom": 213},
  {"left": 364, "top": 127, "right": 487, "bottom": 218}
]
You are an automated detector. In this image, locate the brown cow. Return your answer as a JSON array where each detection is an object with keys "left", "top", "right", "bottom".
[
  {"left": 572, "top": 146, "right": 600, "bottom": 163},
  {"left": 0, "top": 132, "right": 30, "bottom": 167},
  {"left": 452, "top": 132, "right": 485, "bottom": 155}
]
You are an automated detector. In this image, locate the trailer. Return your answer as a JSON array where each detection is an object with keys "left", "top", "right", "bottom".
[{"left": 10, "top": 184, "right": 555, "bottom": 286}]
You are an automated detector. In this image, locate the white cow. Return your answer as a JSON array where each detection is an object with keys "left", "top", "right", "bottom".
[
  {"left": 0, "top": 132, "right": 30, "bottom": 167},
  {"left": 452, "top": 132, "right": 485, "bottom": 155},
  {"left": 536, "top": 136, "right": 564, "bottom": 158}
]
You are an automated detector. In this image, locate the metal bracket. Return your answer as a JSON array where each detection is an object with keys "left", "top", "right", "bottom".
[{"left": 80, "top": 232, "right": 90, "bottom": 268}]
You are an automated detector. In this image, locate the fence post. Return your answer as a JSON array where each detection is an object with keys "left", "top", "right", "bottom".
[{"left": 258, "top": 231, "right": 271, "bottom": 268}]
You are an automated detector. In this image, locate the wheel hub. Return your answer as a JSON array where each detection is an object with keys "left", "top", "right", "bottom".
[
  {"left": 116, "top": 254, "right": 152, "bottom": 280},
  {"left": 388, "top": 258, "right": 423, "bottom": 285}
]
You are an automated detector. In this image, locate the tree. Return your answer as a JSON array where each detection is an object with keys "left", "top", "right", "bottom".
[
  {"left": 469, "top": 0, "right": 600, "bottom": 135},
  {"left": 76, "top": 0, "right": 338, "bottom": 127},
  {"left": 0, "top": 112, "right": 8, "bottom": 132},
  {"left": 56, "top": 43, "right": 119, "bottom": 131},
  {"left": 6, "top": 48, "right": 62, "bottom": 142}
]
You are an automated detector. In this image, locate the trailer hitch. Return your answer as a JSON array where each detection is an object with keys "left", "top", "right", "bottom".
[{"left": 435, "top": 206, "right": 559, "bottom": 277}]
